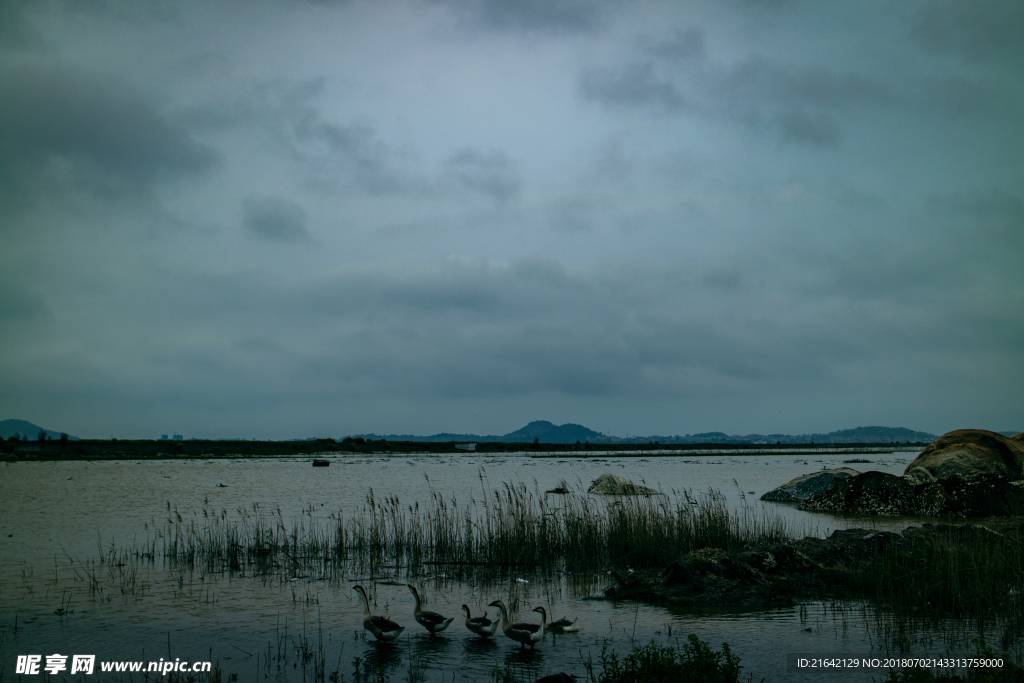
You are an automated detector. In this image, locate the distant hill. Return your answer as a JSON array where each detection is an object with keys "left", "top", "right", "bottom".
[
  {"left": 0, "top": 419, "right": 76, "bottom": 440},
  {"left": 360, "top": 422, "right": 935, "bottom": 445},
  {"left": 358, "top": 421, "right": 605, "bottom": 444},
  {"left": 501, "top": 420, "right": 604, "bottom": 443},
  {"left": 822, "top": 426, "right": 936, "bottom": 443}
]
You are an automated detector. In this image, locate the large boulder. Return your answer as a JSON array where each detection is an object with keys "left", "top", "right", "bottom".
[
  {"left": 760, "top": 468, "right": 861, "bottom": 502},
  {"left": 903, "top": 429, "right": 1024, "bottom": 483},
  {"left": 798, "top": 470, "right": 1024, "bottom": 517},
  {"left": 587, "top": 473, "right": 659, "bottom": 496}
]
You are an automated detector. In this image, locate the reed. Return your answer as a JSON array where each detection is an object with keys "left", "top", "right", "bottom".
[
  {"left": 840, "top": 526, "right": 1024, "bottom": 621},
  {"left": 152, "top": 480, "right": 791, "bottom": 575}
]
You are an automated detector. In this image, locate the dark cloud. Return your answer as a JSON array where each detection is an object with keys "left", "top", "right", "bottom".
[
  {"left": 920, "top": 74, "right": 1018, "bottom": 118},
  {"left": 0, "top": 65, "right": 218, "bottom": 211},
  {"left": 436, "top": 0, "right": 605, "bottom": 33},
  {"left": 178, "top": 78, "right": 325, "bottom": 132},
  {"left": 242, "top": 195, "right": 310, "bottom": 242},
  {"left": 292, "top": 119, "right": 425, "bottom": 194},
  {"left": 579, "top": 48, "right": 894, "bottom": 147},
  {"left": 0, "top": 284, "right": 48, "bottom": 324},
  {"left": 776, "top": 110, "right": 840, "bottom": 146},
  {"left": 929, "top": 190, "right": 1024, "bottom": 248},
  {"left": 719, "top": 58, "right": 894, "bottom": 109},
  {"left": 579, "top": 62, "right": 688, "bottom": 110},
  {"left": 441, "top": 147, "right": 521, "bottom": 203},
  {"left": 914, "top": 0, "right": 1024, "bottom": 66},
  {"left": 547, "top": 196, "right": 597, "bottom": 233},
  {"left": 642, "top": 27, "right": 705, "bottom": 63},
  {"left": 0, "top": 0, "right": 40, "bottom": 48}
]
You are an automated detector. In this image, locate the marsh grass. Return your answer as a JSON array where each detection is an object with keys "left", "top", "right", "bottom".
[
  {"left": 840, "top": 526, "right": 1024, "bottom": 630},
  {"left": 148, "top": 479, "right": 791, "bottom": 578}
]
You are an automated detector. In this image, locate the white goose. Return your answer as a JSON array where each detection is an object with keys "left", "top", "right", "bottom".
[
  {"left": 461, "top": 604, "right": 499, "bottom": 638},
  {"left": 488, "top": 600, "right": 545, "bottom": 649},
  {"left": 547, "top": 615, "right": 580, "bottom": 633},
  {"left": 407, "top": 584, "right": 454, "bottom": 634},
  {"left": 353, "top": 585, "right": 405, "bottom": 642}
]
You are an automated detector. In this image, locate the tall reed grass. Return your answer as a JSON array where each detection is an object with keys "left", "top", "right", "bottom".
[
  {"left": 152, "top": 480, "right": 791, "bottom": 575},
  {"left": 845, "top": 526, "right": 1024, "bottom": 617}
]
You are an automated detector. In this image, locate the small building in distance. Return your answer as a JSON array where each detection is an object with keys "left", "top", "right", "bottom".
[{"left": 455, "top": 442, "right": 477, "bottom": 451}]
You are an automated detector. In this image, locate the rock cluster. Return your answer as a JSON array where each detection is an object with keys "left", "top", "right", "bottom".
[
  {"left": 798, "top": 470, "right": 1024, "bottom": 517},
  {"left": 760, "top": 429, "right": 1024, "bottom": 517},
  {"left": 600, "top": 523, "right": 1023, "bottom": 607},
  {"left": 587, "top": 473, "right": 660, "bottom": 496},
  {"left": 760, "top": 467, "right": 861, "bottom": 502}
]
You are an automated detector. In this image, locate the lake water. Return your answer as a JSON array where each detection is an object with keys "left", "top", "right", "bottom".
[{"left": 1, "top": 451, "right": 997, "bottom": 682}]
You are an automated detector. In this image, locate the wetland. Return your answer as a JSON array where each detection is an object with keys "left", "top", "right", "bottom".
[{"left": 2, "top": 451, "right": 1021, "bottom": 682}]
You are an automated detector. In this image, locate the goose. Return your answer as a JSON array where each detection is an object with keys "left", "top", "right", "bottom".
[
  {"left": 461, "top": 604, "right": 498, "bottom": 638},
  {"left": 407, "top": 584, "right": 454, "bottom": 634},
  {"left": 547, "top": 615, "right": 580, "bottom": 633},
  {"left": 353, "top": 585, "right": 405, "bottom": 642},
  {"left": 488, "top": 600, "right": 545, "bottom": 649}
]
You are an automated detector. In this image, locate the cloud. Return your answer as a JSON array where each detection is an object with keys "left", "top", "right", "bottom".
[
  {"left": 0, "top": 284, "right": 48, "bottom": 325},
  {"left": 914, "top": 0, "right": 1024, "bottom": 66},
  {"left": 0, "top": 0, "right": 40, "bottom": 49},
  {"left": 642, "top": 27, "right": 705, "bottom": 63},
  {"left": 718, "top": 58, "right": 894, "bottom": 109},
  {"left": 441, "top": 147, "right": 521, "bottom": 202},
  {"left": 435, "top": 0, "right": 606, "bottom": 33},
  {"left": 776, "top": 110, "right": 840, "bottom": 146},
  {"left": 242, "top": 195, "right": 310, "bottom": 242},
  {"left": 0, "top": 65, "right": 218, "bottom": 214},
  {"left": 579, "top": 62, "right": 688, "bottom": 110},
  {"left": 547, "top": 195, "right": 598, "bottom": 233},
  {"left": 578, "top": 44, "right": 894, "bottom": 147}
]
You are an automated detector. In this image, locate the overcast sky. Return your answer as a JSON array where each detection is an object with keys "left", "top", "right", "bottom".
[{"left": 1, "top": 0, "right": 1021, "bottom": 439}]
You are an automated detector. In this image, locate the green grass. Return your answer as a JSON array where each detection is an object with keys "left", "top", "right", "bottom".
[
  {"left": 486, "top": 636, "right": 748, "bottom": 683},
  {"left": 592, "top": 636, "right": 745, "bottom": 683}
]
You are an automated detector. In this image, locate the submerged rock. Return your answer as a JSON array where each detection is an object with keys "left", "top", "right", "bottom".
[
  {"left": 587, "top": 473, "right": 659, "bottom": 496},
  {"left": 798, "top": 470, "right": 1024, "bottom": 517},
  {"left": 760, "top": 468, "right": 861, "bottom": 502},
  {"left": 903, "top": 429, "right": 1024, "bottom": 483}
]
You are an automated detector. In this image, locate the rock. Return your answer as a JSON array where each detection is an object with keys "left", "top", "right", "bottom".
[
  {"left": 610, "top": 522, "right": 1024, "bottom": 608},
  {"left": 659, "top": 543, "right": 816, "bottom": 607},
  {"left": 903, "top": 429, "right": 1024, "bottom": 483},
  {"left": 760, "top": 468, "right": 861, "bottom": 502},
  {"left": 798, "top": 470, "right": 1024, "bottom": 517},
  {"left": 538, "top": 675, "right": 575, "bottom": 683},
  {"left": 587, "top": 473, "right": 659, "bottom": 496}
]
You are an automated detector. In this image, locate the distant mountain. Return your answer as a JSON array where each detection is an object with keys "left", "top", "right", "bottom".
[
  {"left": 610, "top": 426, "right": 938, "bottom": 445},
  {"left": 358, "top": 422, "right": 936, "bottom": 445},
  {"left": 359, "top": 420, "right": 605, "bottom": 444},
  {"left": 823, "top": 426, "right": 936, "bottom": 443},
  {"left": 0, "top": 419, "right": 76, "bottom": 440},
  {"left": 501, "top": 420, "right": 604, "bottom": 443}
]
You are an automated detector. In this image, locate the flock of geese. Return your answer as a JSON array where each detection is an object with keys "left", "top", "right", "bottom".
[{"left": 353, "top": 584, "right": 580, "bottom": 648}]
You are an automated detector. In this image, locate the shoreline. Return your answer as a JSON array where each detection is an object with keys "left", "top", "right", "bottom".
[{"left": 1, "top": 438, "right": 924, "bottom": 462}]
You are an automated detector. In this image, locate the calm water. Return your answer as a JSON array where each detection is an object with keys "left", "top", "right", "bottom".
[{"left": 2, "top": 452, "right": 992, "bottom": 682}]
